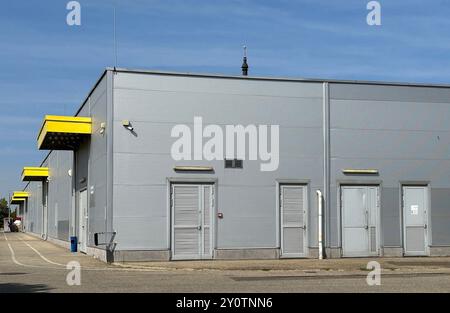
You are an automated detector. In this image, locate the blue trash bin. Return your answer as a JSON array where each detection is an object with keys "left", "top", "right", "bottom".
[{"left": 70, "top": 236, "right": 78, "bottom": 252}]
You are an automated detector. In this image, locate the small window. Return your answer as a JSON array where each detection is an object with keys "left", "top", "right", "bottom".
[
  {"left": 225, "top": 159, "right": 243, "bottom": 169},
  {"left": 225, "top": 159, "right": 233, "bottom": 168}
]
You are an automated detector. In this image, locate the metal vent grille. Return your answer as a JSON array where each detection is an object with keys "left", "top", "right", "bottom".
[
  {"left": 224, "top": 159, "right": 243, "bottom": 169},
  {"left": 282, "top": 187, "right": 304, "bottom": 225}
]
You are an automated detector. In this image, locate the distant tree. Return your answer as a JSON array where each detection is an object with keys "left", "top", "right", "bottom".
[{"left": 1, "top": 198, "right": 10, "bottom": 227}]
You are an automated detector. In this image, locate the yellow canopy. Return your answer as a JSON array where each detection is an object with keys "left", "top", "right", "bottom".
[
  {"left": 22, "top": 167, "right": 49, "bottom": 181},
  {"left": 37, "top": 115, "right": 91, "bottom": 150},
  {"left": 10, "top": 197, "right": 26, "bottom": 205},
  {"left": 13, "top": 191, "right": 29, "bottom": 198}
]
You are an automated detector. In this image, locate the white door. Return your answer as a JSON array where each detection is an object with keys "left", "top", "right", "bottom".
[
  {"left": 403, "top": 186, "right": 429, "bottom": 256},
  {"left": 280, "top": 185, "right": 308, "bottom": 257},
  {"left": 42, "top": 181, "right": 48, "bottom": 240},
  {"left": 341, "top": 186, "right": 379, "bottom": 257},
  {"left": 171, "top": 184, "right": 214, "bottom": 260},
  {"left": 78, "top": 189, "right": 88, "bottom": 253}
]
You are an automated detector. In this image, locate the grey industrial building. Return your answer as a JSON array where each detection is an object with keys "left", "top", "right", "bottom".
[{"left": 13, "top": 67, "right": 450, "bottom": 262}]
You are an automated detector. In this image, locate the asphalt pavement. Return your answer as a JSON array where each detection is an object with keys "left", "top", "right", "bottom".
[{"left": 1, "top": 232, "right": 450, "bottom": 293}]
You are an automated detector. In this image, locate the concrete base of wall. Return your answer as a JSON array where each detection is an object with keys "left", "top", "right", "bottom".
[
  {"left": 24, "top": 231, "right": 44, "bottom": 240},
  {"left": 430, "top": 246, "right": 450, "bottom": 256},
  {"left": 25, "top": 231, "right": 69, "bottom": 249},
  {"left": 382, "top": 247, "right": 403, "bottom": 257},
  {"left": 214, "top": 248, "right": 280, "bottom": 260},
  {"left": 29, "top": 231, "right": 450, "bottom": 262},
  {"left": 45, "top": 235, "right": 71, "bottom": 250},
  {"left": 308, "top": 247, "right": 320, "bottom": 259},
  {"left": 324, "top": 247, "right": 404, "bottom": 258},
  {"left": 113, "top": 250, "right": 171, "bottom": 262},
  {"left": 86, "top": 246, "right": 109, "bottom": 263},
  {"left": 325, "top": 247, "right": 342, "bottom": 258},
  {"left": 26, "top": 231, "right": 110, "bottom": 262}
]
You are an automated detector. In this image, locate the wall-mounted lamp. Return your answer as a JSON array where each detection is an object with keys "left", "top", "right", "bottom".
[
  {"left": 100, "top": 122, "right": 106, "bottom": 134},
  {"left": 122, "top": 120, "right": 134, "bottom": 131}
]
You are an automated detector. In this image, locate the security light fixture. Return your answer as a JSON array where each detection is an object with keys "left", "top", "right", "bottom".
[
  {"left": 100, "top": 122, "right": 106, "bottom": 134},
  {"left": 122, "top": 120, "right": 134, "bottom": 131}
]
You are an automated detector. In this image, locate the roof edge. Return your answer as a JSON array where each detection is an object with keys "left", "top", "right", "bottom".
[{"left": 106, "top": 66, "right": 450, "bottom": 89}]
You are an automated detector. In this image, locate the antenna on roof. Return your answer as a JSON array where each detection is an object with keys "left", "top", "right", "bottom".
[
  {"left": 241, "top": 45, "right": 248, "bottom": 76},
  {"left": 113, "top": 3, "right": 118, "bottom": 70}
]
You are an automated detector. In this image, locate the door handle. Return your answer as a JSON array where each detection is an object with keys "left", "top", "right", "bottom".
[
  {"left": 365, "top": 211, "right": 369, "bottom": 230},
  {"left": 197, "top": 225, "right": 202, "bottom": 231},
  {"left": 424, "top": 224, "right": 427, "bottom": 229}
]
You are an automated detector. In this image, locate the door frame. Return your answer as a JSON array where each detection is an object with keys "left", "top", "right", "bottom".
[
  {"left": 169, "top": 180, "right": 216, "bottom": 260},
  {"left": 42, "top": 180, "right": 49, "bottom": 240},
  {"left": 340, "top": 183, "right": 381, "bottom": 257},
  {"left": 278, "top": 183, "right": 309, "bottom": 258},
  {"left": 401, "top": 183, "right": 431, "bottom": 256},
  {"left": 78, "top": 188, "right": 88, "bottom": 253}
]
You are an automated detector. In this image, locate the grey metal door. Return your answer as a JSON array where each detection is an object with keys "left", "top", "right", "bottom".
[
  {"left": 280, "top": 185, "right": 308, "bottom": 257},
  {"left": 403, "top": 186, "right": 429, "bottom": 256},
  {"left": 78, "top": 189, "right": 88, "bottom": 253},
  {"left": 171, "top": 184, "right": 214, "bottom": 260},
  {"left": 341, "top": 186, "right": 379, "bottom": 257}
]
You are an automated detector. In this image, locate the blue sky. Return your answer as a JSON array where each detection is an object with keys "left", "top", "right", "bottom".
[{"left": 1, "top": 0, "right": 450, "bottom": 200}]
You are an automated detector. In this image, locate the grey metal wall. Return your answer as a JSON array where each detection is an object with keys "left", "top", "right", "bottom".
[
  {"left": 43, "top": 151, "right": 73, "bottom": 241},
  {"left": 329, "top": 83, "right": 450, "bottom": 248},
  {"left": 22, "top": 74, "right": 109, "bottom": 247},
  {"left": 22, "top": 68, "right": 450, "bottom": 256},
  {"left": 24, "top": 151, "right": 73, "bottom": 241},
  {"left": 24, "top": 181, "right": 42, "bottom": 235},
  {"left": 76, "top": 73, "right": 109, "bottom": 248},
  {"left": 112, "top": 72, "right": 324, "bottom": 251}
]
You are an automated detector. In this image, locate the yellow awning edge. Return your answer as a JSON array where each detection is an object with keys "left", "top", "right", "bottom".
[
  {"left": 10, "top": 197, "right": 26, "bottom": 205},
  {"left": 22, "top": 167, "right": 49, "bottom": 181},
  {"left": 37, "top": 115, "right": 92, "bottom": 150},
  {"left": 13, "top": 191, "right": 29, "bottom": 198}
]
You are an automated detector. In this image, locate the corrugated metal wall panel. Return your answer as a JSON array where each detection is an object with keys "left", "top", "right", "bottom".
[
  {"left": 112, "top": 72, "right": 324, "bottom": 251},
  {"left": 330, "top": 82, "right": 450, "bottom": 249},
  {"left": 77, "top": 74, "right": 109, "bottom": 248}
]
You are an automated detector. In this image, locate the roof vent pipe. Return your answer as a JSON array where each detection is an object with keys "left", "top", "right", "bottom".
[{"left": 241, "top": 45, "right": 248, "bottom": 76}]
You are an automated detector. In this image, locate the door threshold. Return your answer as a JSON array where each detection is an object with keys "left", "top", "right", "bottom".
[{"left": 280, "top": 255, "right": 308, "bottom": 259}]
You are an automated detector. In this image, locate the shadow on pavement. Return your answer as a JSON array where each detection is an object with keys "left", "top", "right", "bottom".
[{"left": 0, "top": 283, "right": 53, "bottom": 293}]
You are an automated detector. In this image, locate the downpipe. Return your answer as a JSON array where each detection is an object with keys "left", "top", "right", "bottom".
[{"left": 316, "top": 190, "right": 324, "bottom": 260}]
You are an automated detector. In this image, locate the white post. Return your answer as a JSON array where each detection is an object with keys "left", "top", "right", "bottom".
[{"left": 316, "top": 190, "right": 323, "bottom": 260}]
